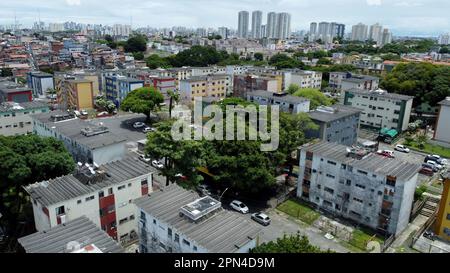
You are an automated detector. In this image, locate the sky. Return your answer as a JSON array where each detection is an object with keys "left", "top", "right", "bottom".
[{"left": 0, "top": 0, "right": 449, "bottom": 36}]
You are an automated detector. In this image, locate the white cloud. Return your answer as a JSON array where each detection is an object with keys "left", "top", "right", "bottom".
[
  {"left": 66, "top": 0, "right": 81, "bottom": 6},
  {"left": 366, "top": 0, "right": 382, "bottom": 5}
]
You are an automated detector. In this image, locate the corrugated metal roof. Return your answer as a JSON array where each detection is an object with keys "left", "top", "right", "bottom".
[
  {"left": 18, "top": 216, "right": 124, "bottom": 253},
  {"left": 134, "top": 184, "right": 262, "bottom": 253},
  {"left": 24, "top": 157, "right": 152, "bottom": 207}
]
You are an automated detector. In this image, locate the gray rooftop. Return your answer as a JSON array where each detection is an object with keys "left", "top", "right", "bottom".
[
  {"left": 347, "top": 88, "right": 414, "bottom": 101},
  {"left": 24, "top": 157, "right": 151, "bottom": 207},
  {"left": 32, "top": 111, "right": 127, "bottom": 149},
  {"left": 18, "top": 216, "right": 124, "bottom": 253},
  {"left": 0, "top": 101, "right": 49, "bottom": 113},
  {"left": 300, "top": 141, "right": 421, "bottom": 181},
  {"left": 248, "top": 90, "right": 309, "bottom": 105},
  {"left": 342, "top": 74, "right": 379, "bottom": 83},
  {"left": 308, "top": 105, "right": 362, "bottom": 123},
  {"left": 439, "top": 98, "right": 450, "bottom": 106},
  {"left": 134, "top": 184, "right": 262, "bottom": 253},
  {"left": 183, "top": 74, "right": 229, "bottom": 82}
]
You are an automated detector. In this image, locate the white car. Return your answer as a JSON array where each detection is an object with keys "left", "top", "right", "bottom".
[
  {"left": 427, "top": 160, "right": 443, "bottom": 170},
  {"left": 230, "top": 200, "right": 249, "bottom": 214},
  {"left": 142, "top": 127, "right": 155, "bottom": 133},
  {"left": 133, "top": 122, "right": 146, "bottom": 129},
  {"left": 139, "top": 154, "right": 151, "bottom": 163},
  {"left": 395, "top": 144, "right": 410, "bottom": 153},
  {"left": 151, "top": 160, "right": 164, "bottom": 169}
]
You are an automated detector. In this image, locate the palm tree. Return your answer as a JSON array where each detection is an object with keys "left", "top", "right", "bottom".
[{"left": 168, "top": 90, "right": 180, "bottom": 118}]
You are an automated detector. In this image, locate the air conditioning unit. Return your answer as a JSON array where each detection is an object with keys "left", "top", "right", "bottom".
[{"left": 59, "top": 214, "right": 67, "bottom": 224}]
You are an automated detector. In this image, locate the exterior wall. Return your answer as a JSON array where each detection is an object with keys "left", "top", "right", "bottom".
[
  {"left": 297, "top": 149, "right": 417, "bottom": 235},
  {"left": 0, "top": 107, "right": 49, "bottom": 136},
  {"left": 83, "top": 75, "right": 100, "bottom": 97},
  {"left": 290, "top": 72, "right": 322, "bottom": 89},
  {"left": 246, "top": 94, "right": 310, "bottom": 114},
  {"left": 435, "top": 178, "right": 450, "bottom": 241},
  {"left": 31, "top": 76, "right": 54, "bottom": 98},
  {"left": 435, "top": 105, "right": 450, "bottom": 144},
  {"left": 180, "top": 77, "right": 228, "bottom": 103},
  {"left": 76, "top": 82, "right": 94, "bottom": 110},
  {"left": 309, "top": 114, "right": 360, "bottom": 146}
]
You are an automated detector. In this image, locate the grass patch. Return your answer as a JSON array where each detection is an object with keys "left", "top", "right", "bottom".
[
  {"left": 405, "top": 141, "right": 450, "bottom": 158},
  {"left": 349, "top": 229, "right": 383, "bottom": 251},
  {"left": 277, "top": 199, "right": 320, "bottom": 225}
]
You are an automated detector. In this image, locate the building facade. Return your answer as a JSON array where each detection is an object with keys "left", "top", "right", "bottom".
[
  {"left": 0, "top": 101, "right": 49, "bottom": 136},
  {"left": 27, "top": 72, "right": 54, "bottom": 99},
  {"left": 343, "top": 88, "right": 413, "bottom": 132},
  {"left": 435, "top": 172, "right": 450, "bottom": 241},
  {"left": 237, "top": 11, "right": 250, "bottom": 38},
  {"left": 246, "top": 90, "right": 310, "bottom": 114},
  {"left": 433, "top": 97, "right": 450, "bottom": 145},
  {"left": 24, "top": 158, "right": 153, "bottom": 245},
  {"left": 105, "top": 76, "right": 144, "bottom": 107},
  {"left": 180, "top": 74, "right": 230, "bottom": 103},
  {"left": 297, "top": 141, "right": 420, "bottom": 235}
]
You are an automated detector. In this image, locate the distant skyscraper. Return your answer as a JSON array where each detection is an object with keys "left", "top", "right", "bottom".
[
  {"left": 336, "top": 24, "right": 346, "bottom": 39},
  {"left": 238, "top": 11, "right": 249, "bottom": 38},
  {"left": 309, "top": 22, "right": 317, "bottom": 42},
  {"left": 261, "top": 24, "right": 267, "bottom": 38},
  {"left": 276, "top": 12, "right": 291, "bottom": 40},
  {"left": 218, "top": 27, "right": 228, "bottom": 39},
  {"left": 380, "top": 28, "right": 393, "bottom": 47},
  {"left": 251, "top": 10, "right": 263, "bottom": 39},
  {"left": 369, "top": 23, "right": 383, "bottom": 44},
  {"left": 351, "top": 23, "right": 368, "bottom": 41},
  {"left": 318, "top": 22, "right": 330, "bottom": 41},
  {"left": 438, "top": 33, "right": 450, "bottom": 45},
  {"left": 196, "top": 28, "right": 207, "bottom": 37},
  {"left": 266, "top": 12, "right": 278, "bottom": 39}
]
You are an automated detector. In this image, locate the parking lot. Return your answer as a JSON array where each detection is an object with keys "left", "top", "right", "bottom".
[{"left": 94, "top": 113, "right": 153, "bottom": 143}]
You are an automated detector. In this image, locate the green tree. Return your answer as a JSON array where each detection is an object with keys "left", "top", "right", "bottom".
[
  {"left": 120, "top": 87, "right": 164, "bottom": 122},
  {"left": 287, "top": 84, "right": 300, "bottom": 95},
  {"left": 1, "top": 68, "right": 13, "bottom": 77},
  {"left": 0, "top": 135, "right": 74, "bottom": 247},
  {"left": 251, "top": 232, "right": 329, "bottom": 253},
  {"left": 132, "top": 51, "right": 144, "bottom": 60},
  {"left": 293, "top": 88, "right": 333, "bottom": 110},
  {"left": 168, "top": 90, "right": 180, "bottom": 119},
  {"left": 95, "top": 96, "right": 116, "bottom": 114},
  {"left": 269, "top": 53, "right": 303, "bottom": 69},
  {"left": 146, "top": 54, "right": 171, "bottom": 69},
  {"left": 124, "top": 34, "right": 148, "bottom": 53},
  {"left": 417, "top": 133, "right": 428, "bottom": 149},
  {"left": 254, "top": 52, "right": 264, "bottom": 61},
  {"left": 169, "top": 45, "right": 228, "bottom": 67},
  {"left": 439, "top": 47, "right": 449, "bottom": 54}
]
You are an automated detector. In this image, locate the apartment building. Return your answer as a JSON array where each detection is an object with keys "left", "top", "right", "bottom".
[
  {"left": 329, "top": 72, "right": 379, "bottom": 92},
  {"left": 246, "top": 90, "right": 310, "bottom": 114},
  {"left": 0, "top": 101, "right": 49, "bottom": 136},
  {"left": 343, "top": 88, "right": 413, "bottom": 132},
  {"left": 134, "top": 183, "right": 261, "bottom": 253},
  {"left": 32, "top": 111, "right": 127, "bottom": 165},
  {"left": 297, "top": 141, "right": 420, "bottom": 235},
  {"left": 105, "top": 75, "right": 144, "bottom": 106},
  {"left": 285, "top": 70, "right": 322, "bottom": 90},
  {"left": 433, "top": 97, "right": 450, "bottom": 146},
  {"left": 307, "top": 105, "right": 361, "bottom": 146},
  {"left": 18, "top": 216, "right": 124, "bottom": 253},
  {"left": 180, "top": 74, "right": 230, "bottom": 103},
  {"left": 55, "top": 75, "right": 94, "bottom": 111},
  {"left": 435, "top": 172, "right": 450, "bottom": 241},
  {"left": 0, "top": 80, "right": 32, "bottom": 103},
  {"left": 24, "top": 158, "right": 153, "bottom": 245},
  {"left": 233, "top": 74, "right": 278, "bottom": 98},
  {"left": 27, "top": 72, "right": 54, "bottom": 99}
]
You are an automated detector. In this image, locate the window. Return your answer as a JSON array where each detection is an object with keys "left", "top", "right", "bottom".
[
  {"left": 141, "top": 179, "right": 148, "bottom": 186},
  {"left": 193, "top": 246, "right": 198, "bottom": 251},
  {"left": 327, "top": 160, "right": 336, "bottom": 165},
  {"left": 447, "top": 213, "right": 450, "bottom": 221},
  {"left": 346, "top": 179, "right": 351, "bottom": 186},
  {"left": 77, "top": 200, "right": 82, "bottom": 204},
  {"left": 317, "top": 184, "right": 321, "bottom": 189},
  {"left": 341, "top": 164, "right": 347, "bottom": 170},
  {"left": 168, "top": 228, "right": 172, "bottom": 237},
  {"left": 118, "top": 185, "right": 126, "bottom": 190},
  {"left": 130, "top": 214, "right": 135, "bottom": 220},
  {"left": 386, "top": 177, "right": 396, "bottom": 187},
  {"left": 355, "top": 184, "right": 366, "bottom": 190},
  {"left": 85, "top": 195, "right": 94, "bottom": 202},
  {"left": 353, "top": 197, "right": 363, "bottom": 204},
  {"left": 326, "top": 174, "right": 335, "bottom": 179},
  {"left": 153, "top": 219, "right": 157, "bottom": 224},
  {"left": 55, "top": 205, "right": 65, "bottom": 215},
  {"left": 108, "top": 188, "right": 113, "bottom": 195},
  {"left": 174, "top": 233, "right": 180, "bottom": 242},
  {"left": 99, "top": 191, "right": 104, "bottom": 198},
  {"left": 357, "top": 170, "right": 368, "bottom": 175},
  {"left": 324, "top": 187, "right": 334, "bottom": 194},
  {"left": 140, "top": 211, "right": 146, "bottom": 221},
  {"left": 119, "top": 217, "right": 128, "bottom": 225},
  {"left": 444, "top": 228, "right": 450, "bottom": 236},
  {"left": 183, "top": 239, "right": 190, "bottom": 246}
]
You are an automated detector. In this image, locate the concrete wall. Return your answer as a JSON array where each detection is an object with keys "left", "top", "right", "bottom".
[{"left": 435, "top": 105, "right": 450, "bottom": 144}]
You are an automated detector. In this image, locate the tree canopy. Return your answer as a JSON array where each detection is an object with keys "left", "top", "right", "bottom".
[
  {"left": 120, "top": 87, "right": 164, "bottom": 121},
  {"left": 251, "top": 233, "right": 330, "bottom": 253},
  {"left": 269, "top": 53, "right": 304, "bottom": 69},
  {"left": 293, "top": 88, "right": 333, "bottom": 110},
  {"left": 124, "top": 34, "right": 148, "bottom": 53},
  {"left": 0, "top": 135, "right": 74, "bottom": 243},
  {"left": 380, "top": 63, "right": 450, "bottom": 106}
]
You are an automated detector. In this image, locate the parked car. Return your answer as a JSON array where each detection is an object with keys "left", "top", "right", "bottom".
[
  {"left": 230, "top": 200, "right": 249, "bottom": 214},
  {"left": 80, "top": 109, "right": 88, "bottom": 116},
  {"left": 96, "top": 111, "right": 111, "bottom": 118},
  {"left": 424, "top": 231, "right": 436, "bottom": 241},
  {"left": 426, "top": 160, "right": 443, "bottom": 170},
  {"left": 395, "top": 144, "right": 410, "bottom": 153},
  {"left": 377, "top": 150, "right": 395, "bottom": 158},
  {"left": 133, "top": 122, "right": 146, "bottom": 129},
  {"left": 196, "top": 184, "right": 211, "bottom": 196},
  {"left": 151, "top": 160, "right": 164, "bottom": 169},
  {"left": 251, "top": 212, "right": 271, "bottom": 226},
  {"left": 425, "top": 155, "right": 448, "bottom": 166},
  {"left": 419, "top": 167, "right": 434, "bottom": 176},
  {"left": 175, "top": 173, "right": 188, "bottom": 181},
  {"left": 143, "top": 127, "right": 156, "bottom": 133},
  {"left": 139, "top": 154, "right": 151, "bottom": 163},
  {"left": 422, "top": 163, "right": 438, "bottom": 172}
]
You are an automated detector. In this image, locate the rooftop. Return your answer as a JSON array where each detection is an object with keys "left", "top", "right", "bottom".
[
  {"left": 439, "top": 97, "right": 450, "bottom": 107},
  {"left": 0, "top": 101, "right": 48, "bottom": 113},
  {"left": 300, "top": 141, "right": 421, "bottom": 181},
  {"left": 308, "top": 105, "right": 362, "bottom": 123},
  {"left": 18, "top": 216, "right": 124, "bottom": 253},
  {"left": 341, "top": 74, "right": 379, "bottom": 82},
  {"left": 247, "top": 90, "right": 309, "bottom": 104},
  {"left": 24, "top": 157, "right": 151, "bottom": 207},
  {"left": 32, "top": 111, "right": 127, "bottom": 149},
  {"left": 347, "top": 88, "right": 414, "bottom": 101},
  {"left": 134, "top": 184, "right": 262, "bottom": 253},
  {"left": 183, "top": 74, "right": 229, "bottom": 82}
]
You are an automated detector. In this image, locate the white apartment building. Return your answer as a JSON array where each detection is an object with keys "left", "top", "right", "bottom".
[
  {"left": 179, "top": 74, "right": 230, "bottom": 103},
  {"left": 438, "top": 34, "right": 450, "bottom": 45},
  {"left": 27, "top": 72, "right": 55, "bottom": 99},
  {"left": 297, "top": 141, "right": 420, "bottom": 235},
  {"left": 329, "top": 72, "right": 379, "bottom": 92},
  {"left": 24, "top": 158, "right": 153, "bottom": 245},
  {"left": 351, "top": 23, "right": 368, "bottom": 41},
  {"left": 247, "top": 90, "right": 310, "bottom": 114},
  {"left": 343, "top": 88, "right": 413, "bottom": 132},
  {"left": 0, "top": 101, "right": 49, "bottom": 136},
  {"left": 238, "top": 11, "right": 250, "bottom": 38},
  {"left": 434, "top": 97, "right": 450, "bottom": 145},
  {"left": 285, "top": 70, "right": 322, "bottom": 89},
  {"left": 134, "top": 184, "right": 261, "bottom": 253}
]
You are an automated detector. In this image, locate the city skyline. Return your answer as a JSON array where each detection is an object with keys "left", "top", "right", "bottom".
[{"left": 0, "top": 0, "right": 449, "bottom": 36}]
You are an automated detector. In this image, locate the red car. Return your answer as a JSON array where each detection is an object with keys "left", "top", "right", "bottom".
[
  {"left": 376, "top": 150, "right": 395, "bottom": 158},
  {"left": 419, "top": 167, "right": 434, "bottom": 176}
]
